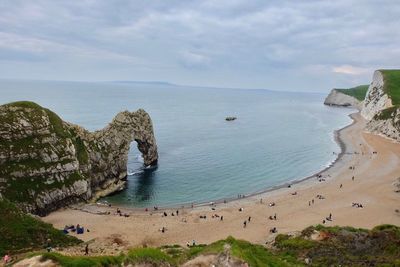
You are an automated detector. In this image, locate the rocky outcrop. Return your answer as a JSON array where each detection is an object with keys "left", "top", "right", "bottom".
[
  {"left": 0, "top": 101, "right": 158, "bottom": 215},
  {"left": 365, "top": 106, "right": 400, "bottom": 141},
  {"left": 361, "top": 70, "right": 393, "bottom": 120},
  {"left": 360, "top": 70, "right": 400, "bottom": 141},
  {"left": 324, "top": 89, "right": 362, "bottom": 109}
]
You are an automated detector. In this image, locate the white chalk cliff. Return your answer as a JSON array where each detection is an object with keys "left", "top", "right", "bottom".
[
  {"left": 324, "top": 89, "right": 362, "bottom": 109},
  {"left": 361, "top": 71, "right": 393, "bottom": 120}
]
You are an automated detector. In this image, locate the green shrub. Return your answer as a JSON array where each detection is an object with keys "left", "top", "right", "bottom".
[
  {"left": 125, "top": 247, "right": 173, "bottom": 264},
  {"left": 41, "top": 253, "right": 123, "bottom": 267},
  {"left": 0, "top": 200, "right": 81, "bottom": 255},
  {"left": 336, "top": 85, "right": 369, "bottom": 101}
]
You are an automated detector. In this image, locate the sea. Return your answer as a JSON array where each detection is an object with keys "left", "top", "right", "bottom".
[{"left": 0, "top": 80, "right": 353, "bottom": 208}]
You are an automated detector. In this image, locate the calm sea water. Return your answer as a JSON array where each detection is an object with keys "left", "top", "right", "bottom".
[{"left": 0, "top": 80, "right": 353, "bottom": 207}]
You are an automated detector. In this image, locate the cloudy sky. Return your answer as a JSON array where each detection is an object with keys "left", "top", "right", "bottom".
[{"left": 0, "top": 0, "right": 399, "bottom": 92}]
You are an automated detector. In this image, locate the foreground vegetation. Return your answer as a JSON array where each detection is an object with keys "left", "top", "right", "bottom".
[
  {"left": 381, "top": 69, "right": 400, "bottom": 105},
  {"left": 335, "top": 84, "right": 369, "bottom": 101},
  {"left": 1, "top": 199, "right": 399, "bottom": 266},
  {"left": 11, "top": 224, "right": 400, "bottom": 266},
  {"left": 0, "top": 199, "right": 81, "bottom": 256}
]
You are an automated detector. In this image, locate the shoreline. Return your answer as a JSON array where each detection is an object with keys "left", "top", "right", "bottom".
[
  {"left": 92, "top": 110, "right": 358, "bottom": 212},
  {"left": 43, "top": 110, "right": 400, "bottom": 251}
]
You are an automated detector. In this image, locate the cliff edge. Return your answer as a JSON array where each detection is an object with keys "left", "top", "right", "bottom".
[
  {"left": 324, "top": 85, "right": 368, "bottom": 109},
  {"left": 360, "top": 70, "right": 400, "bottom": 141},
  {"left": 0, "top": 101, "right": 158, "bottom": 215},
  {"left": 325, "top": 69, "right": 400, "bottom": 142}
]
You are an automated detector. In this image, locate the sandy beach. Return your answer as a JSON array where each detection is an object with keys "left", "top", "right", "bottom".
[{"left": 42, "top": 112, "right": 400, "bottom": 250}]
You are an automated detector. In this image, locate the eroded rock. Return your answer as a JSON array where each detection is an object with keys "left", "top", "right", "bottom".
[{"left": 0, "top": 101, "right": 158, "bottom": 215}]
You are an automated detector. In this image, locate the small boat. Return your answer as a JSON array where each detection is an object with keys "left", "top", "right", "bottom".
[{"left": 225, "top": 116, "right": 237, "bottom": 121}]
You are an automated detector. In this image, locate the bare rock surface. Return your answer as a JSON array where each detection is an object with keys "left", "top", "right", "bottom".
[
  {"left": 361, "top": 70, "right": 393, "bottom": 120},
  {"left": 324, "top": 89, "right": 362, "bottom": 109}
]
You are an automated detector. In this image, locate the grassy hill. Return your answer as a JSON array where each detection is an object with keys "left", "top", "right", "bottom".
[
  {"left": 372, "top": 70, "right": 400, "bottom": 120},
  {"left": 380, "top": 69, "right": 400, "bottom": 105},
  {"left": 16, "top": 224, "right": 400, "bottom": 266},
  {"left": 335, "top": 85, "right": 369, "bottom": 101},
  {"left": 0, "top": 199, "right": 81, "bottom": 256}
]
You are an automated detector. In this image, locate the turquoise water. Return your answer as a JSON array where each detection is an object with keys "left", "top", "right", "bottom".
[{"left": 0, "top": 80, "right": 352, "bottom": 207}]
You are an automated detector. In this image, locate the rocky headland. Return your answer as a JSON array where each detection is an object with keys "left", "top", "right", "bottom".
[
  {"left": 324, "top": 88, "right": 364, "bottom": 109},
  {"left": 325, "top": 69, "right": 400, "bottom": 142},
  {"left": 0, "top": 101, "right": 158, "bottom": 215}
]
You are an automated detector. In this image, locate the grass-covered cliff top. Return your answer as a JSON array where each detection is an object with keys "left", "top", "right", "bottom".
[
  {"left": 14, "top": 223, "right": 400, "bottom": 266},
  {"left": 0, "top": 199, "right": 81, "bottom": 256},
  {"left": 335, "top": 85, "right": 369, "bottom": 101},
  {"left": 380, "top": 69, "right": 400, "bottom": 105}
]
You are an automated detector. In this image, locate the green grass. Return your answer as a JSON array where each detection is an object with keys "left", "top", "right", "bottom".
[
  {"left": 16, "top": 225, "right": 400, "bottom": 266},
  {"left": 275, "top": 235, "right": 315, "bottom": 250},
  {"left": 276, "top": 224, "right": 400, "bottom": 266},
  {"left": 335, "top": 85, "right": 369, "bottom": 101},
  {"left": 313, "top": 224, "right": 368, "bottom": 234},
  {"left": 41, "top": 253, "right": 123, "bottom": 267},
  {"left": 0, "top": 199, "right": 81, "bottom": 256},
  {"left": 380, "top": 69, "right": 400, "bottom": 105},
  {"left": 373, "top": 106, "right": 398, "bottom": 120},
  {"left": 125, "top": 247, "right": 174, "bottom": 265},
  {"left": 226, "top": 237, "right": 301, "bottom": 267}
]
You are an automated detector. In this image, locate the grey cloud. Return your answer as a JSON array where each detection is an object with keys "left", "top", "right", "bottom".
[{"left": 0, "top": 0, "right": 399, "bottom": 91}]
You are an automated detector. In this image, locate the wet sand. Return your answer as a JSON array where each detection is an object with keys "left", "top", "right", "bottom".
[{"left": 43, "top": 112, "right": 400, "bottom": 249}]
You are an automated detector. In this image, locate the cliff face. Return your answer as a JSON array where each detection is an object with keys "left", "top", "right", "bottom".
[
  {"left": 361, "top": 71, "right": 393, "bottom": 120},
  {"left": 365, "top": 107, "right": 400, "bottom": 141},
  {"left": 325, "top": 70, "right": 400, "bottom": 142},
  {"left": 324, "top": 89, "right": 362, "bottom": 109},
  {"left": 0, "top": 101, "right": 158, "bottom": 215},
  {"left": 361, "top": 70, "right": 400, "bottom": 141}
]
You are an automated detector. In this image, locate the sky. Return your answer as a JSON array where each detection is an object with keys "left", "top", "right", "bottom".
[{"left": 0, "top": 0, "right": 399, "bottom": 92}]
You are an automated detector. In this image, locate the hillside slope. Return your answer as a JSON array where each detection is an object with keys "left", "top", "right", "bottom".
[
  {"left": 14, "top": 224, "right": 400, "bottom": 266},
  {"left": 0, "top": 199, "right": 81, "bottom": 256}
]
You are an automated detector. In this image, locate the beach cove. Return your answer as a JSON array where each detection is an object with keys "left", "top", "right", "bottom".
[{"left": 42, "top": 111, "right": 400, "bottom": 252}]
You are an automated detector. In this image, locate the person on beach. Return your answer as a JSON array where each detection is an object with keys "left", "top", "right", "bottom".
[
  {"left": 312, "top": 199, "right": 314, "bottom": 204},
  {"left": 340, "top": 184, "right": 343, "bottom": 188},
  {"left": 308, "top": 201, "right": 311, "bottom": 206},
  {"left": 352, "top": 176, "right": 354, "bottom": 181},
  {"left": 46, "top": 239, "right": 52, "bottom": 252},
  {"left": 274, "top": 213, "right": 277, "bottom": 220},
  {"left": 85, "top": 244, "right": 89, "bottom": 255},
  {"left": 3, "top": 253, "right": 11, "bottom": 264},
  {"left": 221, "top": 216, "right": 223, "bottom": 221},
  {"left": 176, "top": 210, "right": 179, "bottom": 216},
  {"left": 243, "top": 221, "right": 247, "bottom": 228},
  {"left": 248, "top": 216, "right": 251, "bottom": 222}
]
